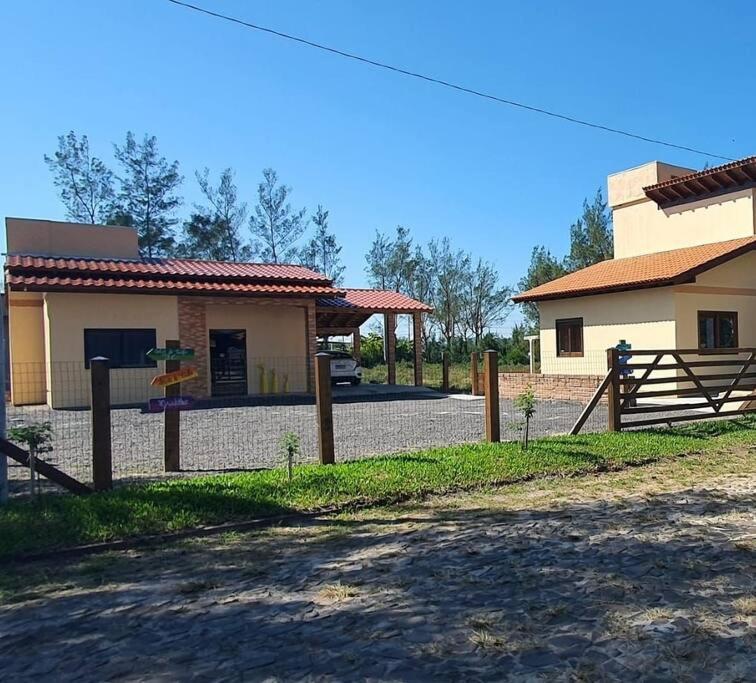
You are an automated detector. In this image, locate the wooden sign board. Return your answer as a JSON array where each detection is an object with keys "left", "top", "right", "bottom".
[
  {"left": 148, "top": 396, "right": 194, "bottom": 413},
  {"left": 147, "top": 347, "right": 195, "bottom": 361},
  {"left": 150, "top": 366, "right": 199, "bottom": 387}
]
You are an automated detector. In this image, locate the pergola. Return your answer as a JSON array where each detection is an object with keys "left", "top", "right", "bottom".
[{"left": 316, "top": 289, "right": 433, "bottom": 385}]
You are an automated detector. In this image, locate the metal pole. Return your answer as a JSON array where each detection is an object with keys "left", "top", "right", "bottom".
[{"left": 0, "top": 310, "right": 7, "bottom": 505}]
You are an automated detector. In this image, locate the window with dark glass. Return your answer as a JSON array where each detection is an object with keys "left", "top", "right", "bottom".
[
  {"left": 556, "top": 318, "right": 584, "bottom": 357},
  {"left": 697, "top": 311, "right": 738, "bottom": 349},
  {"left": 84, "top": 329, "right": 157, "bottom": 368}
]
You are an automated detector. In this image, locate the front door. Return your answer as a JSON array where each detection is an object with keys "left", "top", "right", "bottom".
[{"left": 209, "top": 329, "right": 247, "bottom": 396}]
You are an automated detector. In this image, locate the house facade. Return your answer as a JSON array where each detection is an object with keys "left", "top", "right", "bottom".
[
  {"left": 514, "top": 157, "right": 756, "bottom": 377},
  {"left": 5, "top": 218, "right": 430, "bottom": 408}
]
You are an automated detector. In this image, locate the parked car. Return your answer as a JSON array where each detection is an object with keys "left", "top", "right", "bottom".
[{"left": 326, "top": 350, "right": 363, "bottom": 385}]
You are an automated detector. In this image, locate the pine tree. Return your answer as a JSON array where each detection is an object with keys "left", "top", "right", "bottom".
[
  {"left": 44, "top": 131, "right": 114, "bottom": 223},
  {"left": 300, "top": 205, "right": 345, "bottom": 283},
  {"left": 112, "top": 132, "right": 183, "bottom": 257}
]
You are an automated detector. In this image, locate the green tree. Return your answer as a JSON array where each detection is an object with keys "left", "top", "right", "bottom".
[
  {"left": 365, "top": 229, "right": 393, "bottom": 289},
  {"left": 250, "top": 168, "right": 308, "bottom": 263},
  {"left": 44, "top": 131, "right": 114, "bottom": 223},
  {"left": 462, "top": 258, "right": 513, "bottom": 347},
  {"left": 517, "top": 246, "right": 568, "bottom": 330},
  {"left": 300, "top": 205, "right": 345, "bottom": 283},
  {"left": 191, "top": 167, "right": 250, "bottom": 261},
  {"left": 428, "top": 237, "right": 469, "bottom": 350},
  {"left": 566, "top": 188, "right": 613, "bottom": 271},
  {"left": 387, "top": 225, "right": 415, "bottom": 293},
  {"left": 112, "top": 132, "right": 183, "bottom": 257}
]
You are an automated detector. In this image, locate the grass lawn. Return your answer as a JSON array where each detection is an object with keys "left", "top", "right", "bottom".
[
  {"left": 1, "top": 417, "right": 754, "bottom": 560},
  {"left": 363, "top": 361, "right": 529, "bottom": 391}
]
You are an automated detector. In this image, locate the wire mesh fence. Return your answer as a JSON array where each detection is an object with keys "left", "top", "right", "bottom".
[{"left": 4, "top": 356, "right": 610, "bottom": 492}]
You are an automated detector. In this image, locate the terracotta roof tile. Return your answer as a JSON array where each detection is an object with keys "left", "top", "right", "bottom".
[
  {"left": 512, "top": 237, "right": 756, "bottom": 303},
  {"left": 7, "top": 273, "right": 342, "bottom": 297},
  {"left": 5, "top": 255, "right": 331, "bottom": 283},
  {"left": 317, "top": 288, "right": 433, "bottom": 312}
]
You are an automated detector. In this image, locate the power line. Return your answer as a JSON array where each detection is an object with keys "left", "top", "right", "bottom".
[{"left": 165, "top": 0, "right": 734, "bottom": 162}]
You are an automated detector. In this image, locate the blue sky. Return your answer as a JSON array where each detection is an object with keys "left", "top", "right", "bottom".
[{"left": 1, "top": 1, "right": 754, "bottom": 333}]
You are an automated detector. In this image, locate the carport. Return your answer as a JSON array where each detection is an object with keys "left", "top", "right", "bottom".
[{"left": 316, "top": 289, "right": 433, "bottom": 386}]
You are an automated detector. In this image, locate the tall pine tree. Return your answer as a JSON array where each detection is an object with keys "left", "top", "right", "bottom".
[
  {"left": 112, "top": 132, "right": 183, "bottom": 257},
  {"left": 300, "top": 205, "right": 345, "bottom": 283}
]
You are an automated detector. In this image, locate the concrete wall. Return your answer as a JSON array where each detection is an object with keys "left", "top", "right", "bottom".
[
  {"left": 7, "top": 292, "right": 46, "bottom": 405},
  {"left": 43, "top": 293, "right": 179, "bottom": 408},
  {"left": 539, "top": 288, "right": 677, "bottom": 376},
  {"left": 607, "top": 163, "right": 756, "bottom": 259},
  {"left": 6, "top": 218, "right": 140, "bottom": 259}
]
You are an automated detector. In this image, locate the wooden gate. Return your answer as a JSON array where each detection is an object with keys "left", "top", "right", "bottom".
[{"left": 572, "top": 347, "right": 756, "bottom": 433}]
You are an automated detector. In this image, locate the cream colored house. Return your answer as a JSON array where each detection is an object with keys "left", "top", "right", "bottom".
[
  {"left": 514, "top": 156, "right": 756, "bottom": 376},
  {"left": 5, "top": 218, "right": 430, "bottom": 408}
]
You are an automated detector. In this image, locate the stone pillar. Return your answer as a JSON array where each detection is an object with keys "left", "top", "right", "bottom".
[
  {"left": 352, "top": 328, "right": 361, "bottom": 362},
  {"left": 177, "top": 298, "right": 209, "bottom": 398},
  {"left": 413, "top": 312, "right": 423, "bottom": 386},
  {"left": 385, "top": 312, "right": 396, "bottom": 385}
]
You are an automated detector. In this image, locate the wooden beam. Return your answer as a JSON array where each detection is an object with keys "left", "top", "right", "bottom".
[
  {"left": 484, "top": 350, "right": 500, "bottom": 442},
  {"left": 315, "top": 353, "right": 335, "bottom": 464},
  {"left": 385, "top": 312, "right": 396, "bottom": 385},
  {"left": 607, "top": 348, "right": 621, "bottom": 432},
  {"left": 352, "top": 328, "right": 361, "bottom": 362},
  {"left": 0, "top": 438, "right": 91, "bottom": 495},
  {"left": 570, "top": 370, "right": 612, "bottom": 435},
  {"left": 90, "top": 357, "right": 113, "bottom": 491},
  {"left": 164, "top": 339, "right": 181, "bottom": 472},
  {"left": 413, "top": 312, "right": 423, "bottom": 387}
]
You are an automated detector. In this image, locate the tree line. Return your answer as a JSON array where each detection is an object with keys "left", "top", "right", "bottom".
[
  {"left": 44, "top": 131, "right": 345, "bottom": 283},
  {"left": 363, "top": 225, "right": 518, "bottom": 361}
]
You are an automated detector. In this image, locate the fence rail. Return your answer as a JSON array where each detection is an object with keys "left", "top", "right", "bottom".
[{"left": 605, "top": 347, "right": 756, "bottom": 431}]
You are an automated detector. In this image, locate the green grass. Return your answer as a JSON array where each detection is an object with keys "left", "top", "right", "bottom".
[
  {"left": 363, "top": 361, "right": 530, "bottom": 391},
  {"left": 1, "top": 417, "right": 753, "bottom": 560}
]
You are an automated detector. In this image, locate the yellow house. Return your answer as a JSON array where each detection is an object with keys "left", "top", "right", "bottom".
[
  {"left": 5, "top": 218, "right": 431, "bottom": 408},
  {"left": 514, "top": 156, "right": 756, "bottom": 376}
]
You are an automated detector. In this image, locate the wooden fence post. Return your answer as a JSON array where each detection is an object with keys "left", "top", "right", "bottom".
[
  {"left": 315, "top": 353, "right": 335, "bottom": 464},
  {"left": 607, "top": 347, "right": 621, "bottom": 432},
  {"left": 90, "top": 357, "right": 112, "bottom": 491},
  {"left": 164, "top": 339, "right": 181, "bottom": 472},
  {"left": 470, "top": 352, "right": 480, "bottom": 396},
  {"left": 442, "top": 351, "right": 450, "bottom": 393},
  {"left": 484, "top": 350, "right": 500, "bottom": 442}
]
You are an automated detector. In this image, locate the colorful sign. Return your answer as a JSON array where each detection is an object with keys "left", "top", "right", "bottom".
[
  {"left": 148, "top": 396, "right": 194, "bottom": 413},
  {"left": 150, "top": 366, "right": 199, "bottom": 387},
  {"left": 147, "top": 347, "right": 195, "bottom": 361},
  {"left": 616, "top": 340, "right": 634, "bottom": 378}
]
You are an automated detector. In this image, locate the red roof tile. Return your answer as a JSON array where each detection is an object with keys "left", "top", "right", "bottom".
[
  {"left": 5, "top": 255, "right": 331, "bottom": 283},
  {"left": 7, "top": 273, "right": 342, "bottom": 297},
  {"left": 317, "top": 289, "right": 432, "bottom": 312},
  {"left": 512, "top": 237, "right": 756, "bottom": 303}
]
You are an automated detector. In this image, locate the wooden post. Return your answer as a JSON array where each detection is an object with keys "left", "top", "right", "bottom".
[
  {"left": 442, "top": 351, "right": 450, "bottom": 393},
  {"left": 413, "top": 312, "right": 423, "bottom": 387},
  {"left": 484, "top": 350, "right": 500, "bottom": 442},
  {"left": 385, "top": 312, "right": 396, "bottom": 385},
  {"left": 315, "top": 353, "right": 335, "bottom": 464},
  {"left": 352, "top": 328, "right": 361, "bottom": 363},
  {"left": 470, "top": 352, "right": 480, "bottom": 396},
  {"left": 607, "top": 347, "right": 621, "bottom": 432},
  {"left": 164, "top": 339, "right": 181, "bottom": 472},
  {"left": 90, "top": 357, "right": 112, "bottom": 491}
]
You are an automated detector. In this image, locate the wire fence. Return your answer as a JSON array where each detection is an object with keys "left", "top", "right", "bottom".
[{"left": 4, "top": 357, "right": 608, "bottom": 491}]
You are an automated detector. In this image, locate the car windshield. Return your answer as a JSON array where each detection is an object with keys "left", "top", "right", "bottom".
[{"left": 329, "top": 351, "right": 353, "bottom": 360}]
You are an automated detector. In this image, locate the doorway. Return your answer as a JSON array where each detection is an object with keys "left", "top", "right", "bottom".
[{"left": 209, "top": 329, "right": 247, "bottom": 396}]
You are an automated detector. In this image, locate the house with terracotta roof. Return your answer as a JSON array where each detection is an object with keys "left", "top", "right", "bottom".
[
  {"left": 4, "top": 218, "right": 431, "bottom": 408},
  {"left": 514, "top": 157, "right": 756, "bottom": 377}
]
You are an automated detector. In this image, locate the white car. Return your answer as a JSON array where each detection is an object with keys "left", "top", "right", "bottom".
[{"left": 327, "top": 351, "right": 363, "bottom": 385}]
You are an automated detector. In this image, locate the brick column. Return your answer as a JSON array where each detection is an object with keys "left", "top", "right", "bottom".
[
  {"left": 385, "top": 312, "right": 396, "bottom": 385},
  {"left": 305, "top": 302, "right": 318, "bottom": 392},
  {"left": 177, "top": 298, "right": 209, "bottom": 398},
  {"left": 413, "top": 312, "right": 423, "bottom": 386}
]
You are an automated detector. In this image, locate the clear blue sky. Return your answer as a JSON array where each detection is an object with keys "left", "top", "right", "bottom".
[{"left": 1, "top": 1, "right": 754, "bottom": 333}]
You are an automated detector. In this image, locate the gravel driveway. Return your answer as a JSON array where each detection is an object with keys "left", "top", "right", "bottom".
[
  {"left": 1, "top": 449, "right": 753, "bottom": 681},
  {"left": 6, "top": 392, "right": 604, "bottom": 483}
]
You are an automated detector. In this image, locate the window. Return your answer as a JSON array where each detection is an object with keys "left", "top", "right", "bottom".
[
  {"left": 84, "top": 329, "right": 157, "bottom": 368},
  {"left": 556, "top": 318, "right": 584, "bottom": 357},
  {"left": 698, "top": 311, "right": 738, "bottom": 350}
]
